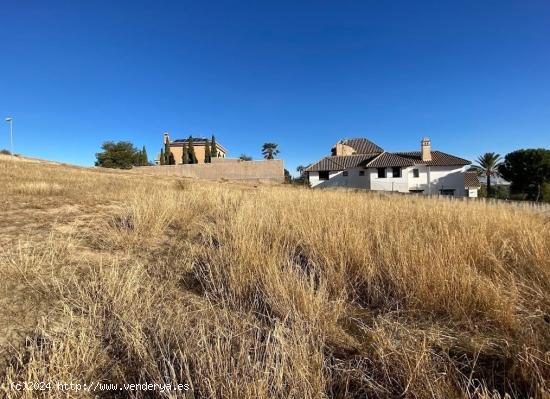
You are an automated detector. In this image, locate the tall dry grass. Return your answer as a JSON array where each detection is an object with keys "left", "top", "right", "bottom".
[{"left": 0, "top": 159, "right": 549, "bottom": 398}]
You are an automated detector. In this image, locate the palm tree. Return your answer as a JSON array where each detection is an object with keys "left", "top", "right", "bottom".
[
  {"left": 262, "top": 143, "right": 279, "bottom": 160},
  {"left": 296, "top": 165, "right": 305, "bottom": 177},
  {"left": 473, "top": 152, "right": 503, "bottom": 198}
]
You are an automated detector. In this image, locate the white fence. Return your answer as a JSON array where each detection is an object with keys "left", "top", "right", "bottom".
[
  {"left": 388, "top": 191, "right": 550, "bottom": 213},
  {"left": 329, "top": 187, "right": 550, "bottom": 213}
]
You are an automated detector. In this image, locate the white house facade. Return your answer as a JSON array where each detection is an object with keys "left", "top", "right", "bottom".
[{"left": 306, "top": 138, "right": 480, "bottom": 197}]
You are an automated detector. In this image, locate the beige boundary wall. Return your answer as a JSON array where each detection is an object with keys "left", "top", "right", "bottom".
[{"left": 132, "top": 158, "right": 284, "bottom": 183}]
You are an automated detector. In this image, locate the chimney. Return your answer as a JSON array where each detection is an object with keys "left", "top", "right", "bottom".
[
  {"left": 163, "top": 132, "right": 170, "bottom": 144},
  {"left": 333, "top": 141, "right": 355, "bottom": 156},
  {"left": 421, "top": 137, "right": 432, "bottom": 162}
]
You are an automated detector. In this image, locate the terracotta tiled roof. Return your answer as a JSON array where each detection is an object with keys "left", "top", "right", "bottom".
[
  {"left": 394, "top": 151, "right": 471, "bottom": 166},
  {"left": 173, "top": 138, "right": 210, "bottom": 143},
  {"left": 339, "top": 138, "right": 384, "bottom": 154},
  {"left": 366, "top": 152, "right": 415, "bottom": 168},
  {"left": 307, "top": 139, "right": 471, "bottom": 172},
  {"left": 464, "top": 171, "right": 481, "bottom": 188},
  {"left": 305, "top": 153, "right": 379, "bottom": 172},
  {"left": 304, "top": 157, "right": 343, "bottom": 172}
]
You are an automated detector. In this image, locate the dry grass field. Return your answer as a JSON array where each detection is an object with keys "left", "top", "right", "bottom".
[{"left": 0, "top": 158, "right": 549, "bottom": 398}]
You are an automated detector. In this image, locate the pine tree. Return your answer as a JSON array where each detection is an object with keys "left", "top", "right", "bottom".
[
  {"left": 95, "top": 141, "right": 141, "bottom": 169},
  {"left": 210, "top": 135, "right": 218, "bottom": 159},
  {"left": 204, "top": 139, "right": 211, "bottom": 163},
  {"left": 182, "top": 140, "right": 190, "bottom": 164},
  {"left": 141, "top": 146, "right": 148, "bottom": 165},
  {"left": 159, "top": 148, "right": 165, "bottom": 165},
  {"left": 188, "top": 136, "right": 197, "bottom": 164}
]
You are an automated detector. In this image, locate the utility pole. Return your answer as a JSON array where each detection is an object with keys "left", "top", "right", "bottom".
[{"left": 5, "top": 117, "right": 13, "bottom": 160}]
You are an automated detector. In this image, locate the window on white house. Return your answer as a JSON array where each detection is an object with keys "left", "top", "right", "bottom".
[
  {"left": 343, "top": 170, "right": 348, "bottom": 177},
  {"left": 377, "top": 168, "right": 386, "bottom": 178},
  {"left": 392, "top": 167, "right": 402, "bottom": 178},
  {"left": 359, "top": 170, "right": 365, "bottom": 176},
  {"left": 413, "top": 168, "right": 419, "bottom": 178},
  {"left": 440, "top": 189, "right": 455, "bottom": 196},
  {"left": 318, "top": 171, "right": 329, "bottom": 180}
]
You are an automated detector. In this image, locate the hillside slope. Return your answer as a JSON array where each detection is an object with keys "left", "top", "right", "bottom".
[{"left": 0, "top": 159, "right": 549, "bottom": 398}]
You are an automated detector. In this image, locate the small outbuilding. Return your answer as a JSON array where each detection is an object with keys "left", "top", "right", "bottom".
[{"left": 464, "top": 171, "right": 481, "bottom": 198}]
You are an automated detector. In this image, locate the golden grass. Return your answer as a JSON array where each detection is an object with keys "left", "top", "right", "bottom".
[{"left": 0, "top": 159, "right": 549, "bottom": 398}]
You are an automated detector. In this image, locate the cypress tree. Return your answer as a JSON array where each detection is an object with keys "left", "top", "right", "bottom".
[
  {"left": 168, "top": 152, "right": 175, "bottom": 165},
  {"left": 159, "top": 148, "right": 165, "bottom": 165},
  {"left": 210, "top": 135, "right": 218, "bottom": 159},
  {"left": 188, "top": 136, "right": 197, "bottom": 164},
  {"left": 164, "top": 140, "right": 170, "bottom": 165},
  {"left": 182, "top": 140, "right": 190, "bottom": 164},
  {"left": 141, "top": 146, "right": 148, "bottom": 165},
  {"left": 204, "top": 139, "right": 211, "bottom": 163},
  {"left": 134, "top": 149, "right": 142, "bottom": 166}
]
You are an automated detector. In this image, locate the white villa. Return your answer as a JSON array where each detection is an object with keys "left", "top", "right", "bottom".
[{"left": 306, "top": 137, "right": 480, "bottom": 197}]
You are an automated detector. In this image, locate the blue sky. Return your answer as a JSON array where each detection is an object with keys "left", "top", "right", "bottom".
[{"left": 1, "top": 0, "right": 549, "bottom": 174}]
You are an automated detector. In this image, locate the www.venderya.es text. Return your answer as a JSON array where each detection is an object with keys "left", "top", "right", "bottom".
[{"left": 8, "top": 382, "right": 190, "bottom": 392}]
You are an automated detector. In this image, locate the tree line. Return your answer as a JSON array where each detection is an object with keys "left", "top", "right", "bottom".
[
  {"left": 160, "top": 139, "right": 280, "bottom": 165},
  {"left": 468, "top": 148, "right": 550, "bottom": 202},
  {"left": 96, "top": 139, "right": 282, "bottom": 169}
]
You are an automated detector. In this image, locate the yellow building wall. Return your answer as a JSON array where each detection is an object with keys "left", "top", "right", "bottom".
[{"left": 168, "top": 144, "right": 226, "bottom": 164}]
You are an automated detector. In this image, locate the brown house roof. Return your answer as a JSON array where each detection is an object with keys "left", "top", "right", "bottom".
[
  {"left": 307, "top": 138, "right": 471, "bottom": 172},
  {"left": 366, "top": 152, "right": 415, "bottom": 168},
  {"left": 336, "top": 138, "right": 384, "bottom": 154},
  {"left": 394, "top": 151, "right": 470, "bottom": 166},
  {"left": 464, "top": 171, "right": 481, "bottom": 188},
  {"left": 305, "top": 153, "right": 379, "bottom": 172}
]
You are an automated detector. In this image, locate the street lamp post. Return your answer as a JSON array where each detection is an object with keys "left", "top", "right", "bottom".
[{"left": 5, "top": 117, "right": 13, "bottom": 159}]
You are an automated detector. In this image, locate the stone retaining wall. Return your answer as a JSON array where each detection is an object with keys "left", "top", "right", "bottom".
[{"left": 132, "top": 159, "right": 284, "bottom": 183}]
